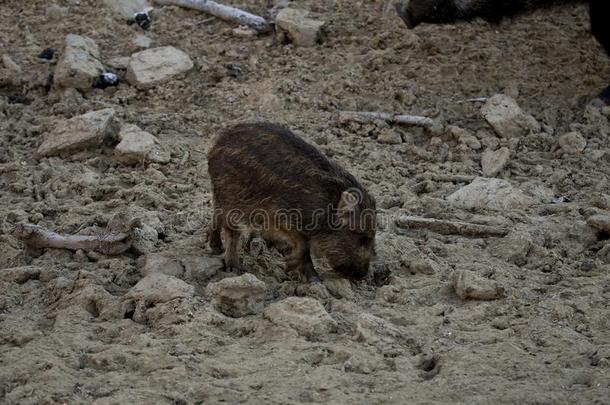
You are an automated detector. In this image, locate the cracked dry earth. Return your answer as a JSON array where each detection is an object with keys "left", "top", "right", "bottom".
[{"left": 1, "top": 0, "right": 609, "bottom": 404}]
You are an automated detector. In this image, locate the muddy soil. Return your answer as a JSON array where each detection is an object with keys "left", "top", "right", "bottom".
[{"left": 1, "top": 1, "right": 609, "bottom": 404}]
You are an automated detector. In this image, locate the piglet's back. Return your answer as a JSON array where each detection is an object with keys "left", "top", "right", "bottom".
[{"left": 208, "top": 123, "right": 362, "bottom": 214}]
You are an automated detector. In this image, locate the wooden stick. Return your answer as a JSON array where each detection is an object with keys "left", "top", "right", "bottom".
[
  {"left": 14, "top": 223, "right": 132, "bottom": 255},
  {"left": 154, "top": 0, "right": 271, "bottom": 33},
  {"left": 396, "top": 216, "right": 508, "bottom": 238},
  {"left": 338, "top": 111, "right": 435, "bottom": 128}
]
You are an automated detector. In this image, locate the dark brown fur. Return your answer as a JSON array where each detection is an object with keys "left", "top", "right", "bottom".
[{"left": 207, "top": 123, "right": 377, "bottom": 282}]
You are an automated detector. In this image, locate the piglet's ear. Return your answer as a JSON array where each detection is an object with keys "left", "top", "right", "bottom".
[{"left": 338, "top": 190, "right": 359, "bottom": 216}]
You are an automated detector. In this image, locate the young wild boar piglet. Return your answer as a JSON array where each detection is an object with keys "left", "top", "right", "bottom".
[{"left": 207, "top": 123, "right": 377, "bottom": 282}]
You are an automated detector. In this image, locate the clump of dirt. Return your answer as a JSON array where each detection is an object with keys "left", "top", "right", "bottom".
[{"left": 1, "top": 1, "right": 609, "bottom": 403}]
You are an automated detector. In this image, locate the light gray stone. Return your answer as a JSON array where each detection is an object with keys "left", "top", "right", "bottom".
[
  {"left": 276, "top": 8, "right": 325, "bottom": 47},
  {"left": 54, "top": 34, "right": 104, "bottom": 90},
  {"left": 114, "top": 124, "right": 170, "bottom": 164},
  {"left": 126, "top": 46, "right": 193, "bottom": 89},
  {"left": 141, "top": 254, "right": 184, "bottom": 278},
  {"left": 37, "top": 108, "right": 117, "bottom": 157},
  {"left": 206, "top": 273, "right": 267, "bottom": 317},
  {"left": 558, "top": 131, "right": 586, "bottom": 154},
  {"left": 104, "top": 0, "right": 150, "bottom": 18},
  {"left": 263, "top": 296, "right": 337, "bottom": 338},
  {"left": 125, "top": 273, "right": 194, "bottom": 305},
  {"left": 452, "top": 270, "right": 504, "bottom": 300},
  {"left": 481, "top": 94, "right": 540, "bottom": 138},
  {"left": 481, "top": 147, "right": 510, "bottom": 177},
  {"left": 447, "top": 177, "right": 537, "bottom": 211}
]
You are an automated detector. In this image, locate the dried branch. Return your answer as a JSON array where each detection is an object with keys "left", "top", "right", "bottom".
[
  {"left": 154, "top": 0, "right": 271, "bottom": 33},
  {"left": 338, "top": 111, "right": 436, "bottom": 129},
  {"left": 14, "top": 223, "right": 132, "bottom": 255}
]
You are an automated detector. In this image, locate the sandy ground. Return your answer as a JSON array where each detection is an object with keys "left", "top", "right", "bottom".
[{"left": 1, "top": 0, "right": 609, "bottom": 403}]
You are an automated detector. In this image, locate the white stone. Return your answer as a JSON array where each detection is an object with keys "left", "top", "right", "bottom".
[
  {"left": 141, "top": 254, "right": 184, "bottom": 278},
  {"left": 377, "top": 128, "right": 402, "bottom": 144},
  {"left": 276, "top": 8, "right": 325, "bottom": 47},
  {"left": 125, "top": 273, "right": 194, "bottom": 305},
  {"left": 452, "top": 270, "right": 504, "bottom": 300},
  {"left": 114, "top": 124, "right": 170, "bottom": 164},
  {"left": 263, "top": 297, "right": 337, "bottom": 338},
  {"left": 481, "top": 94, "right": 540, "bottom": 138},
  {"left": 587, "top": 214, "right": 610, "bottom": 232},
  {"left": 354, "top": 313, "right": 420, "bottom": 353},
  {"left": 107, "top": 56, "right": 131, "bottom": 70},
  {"left": 104, "top": 0, "right": 150, "bottom": 18},
  {"left": 37, "top": 108, "right": 117, "bottom": 157},
  {"left": 126, "top": 46, "right": 193, "bottom": 89},
  {"left": 133, "top": 34, "right": 151, "bottom": 49},
  {"left": 205, "top": 273, "right": 267, "bottom": 318},
  {"left": 54, "top": 34, "right": 104, "bottom": 90},
  {"left": 558, "top": 131, "right": 586, "bottom": 154},
  {"left": 447, "top": 177, "right": 537, "bottom": 211},
  {"left": 481, "top": 147, "right": 510, "bottom": 177}
]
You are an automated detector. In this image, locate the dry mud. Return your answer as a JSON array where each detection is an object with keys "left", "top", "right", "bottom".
[{"left": 1, "top": 1, "right": 609, "bottom": 404}]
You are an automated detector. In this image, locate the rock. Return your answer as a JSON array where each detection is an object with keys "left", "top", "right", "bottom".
[
  {"left": 0, "top": 55, "right": 22, "bottom": 86},
  {"left": 1, "top": 54, "right": 21, "bottom": 75},
  {"left": 104, "top": 0, "right": 150, "bottom": 18},
  {"left": 481, "top": 94, "right": 540, "bottom": 138},
  {"left": 46, "top": 5, "right": 69, "bottom": 19},
  {"left": 114, "top": 124, "right": 170, "bottom": 164},
  {"left": 402, "top": 257, "right": 437, "bottom": 275},
  {"left": 481, "top": 147, "right": 510, "bottom": 177},
  {"left": 54, "top": 34, "right": 104, "bottom": 90},
  {"left": 131, "top": 222, "right": 159, "bottom": 255},
  {"left": 322, "top": 276, "right": 354, "bottom": 299},
  {"left": 353, "top": 313, "right": 420, "bottom": 354},
  {"left": 232, "top": 26, "right": 257, "bottom": 38},
  {"left": 263, "top": 297, "right": 337, "bottom": 338},
  {"left": 37, "top": 108, "right": 118, "bottom": 157},
  {"left": 181, "top": 255, "right": 224, "bottom": 283},
  {"left": 587, "top": 214, "right": 610, "bottom": 232},
  {"left": 141, "top": 254, "right": 184, "bottom": 278},
  {"left": 489, "top": 231, "right": 532, "bottom": 266},
  {"left": 447, "top": 177, "right": 537, "bottom": 211},
  {"left": 0, "top": 266, "right": 41, "bottom": 284},
  {"left": 205, "top": 273, "right": 267, "bottom": 318},
  {"left": 558, "top": 131, "right": 586, "bottom": 154},
  {"left": 449, "top": 125, "right": 481, "bottom": 150},
  {"left": 376, "top": 128, "right": 402, "bottom": 144},
  {"left": 107, "top": 56, "right": 131, "bottom": 70},
  {"left": 125, "top": 273, "right": 194, "bottom": 305},
  {"left": 126, "top": 46, "right": 193, "bottom": 89},
  {"left": 451, "top": 270, "right": 504, "bottom": 300},
  {"left": 275, "top": 8, "right": 325, "bottom": 47},
  {"left": 133, "top": 34, "right": 151, "bottom": 49}
]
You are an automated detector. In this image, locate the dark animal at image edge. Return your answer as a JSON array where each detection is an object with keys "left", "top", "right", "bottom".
[
  {"left": 395, "top": 0, "right": 610, "bottom": 103},
  {"left": 207, "top": 123, "right": 377, "bottom": 282}
]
